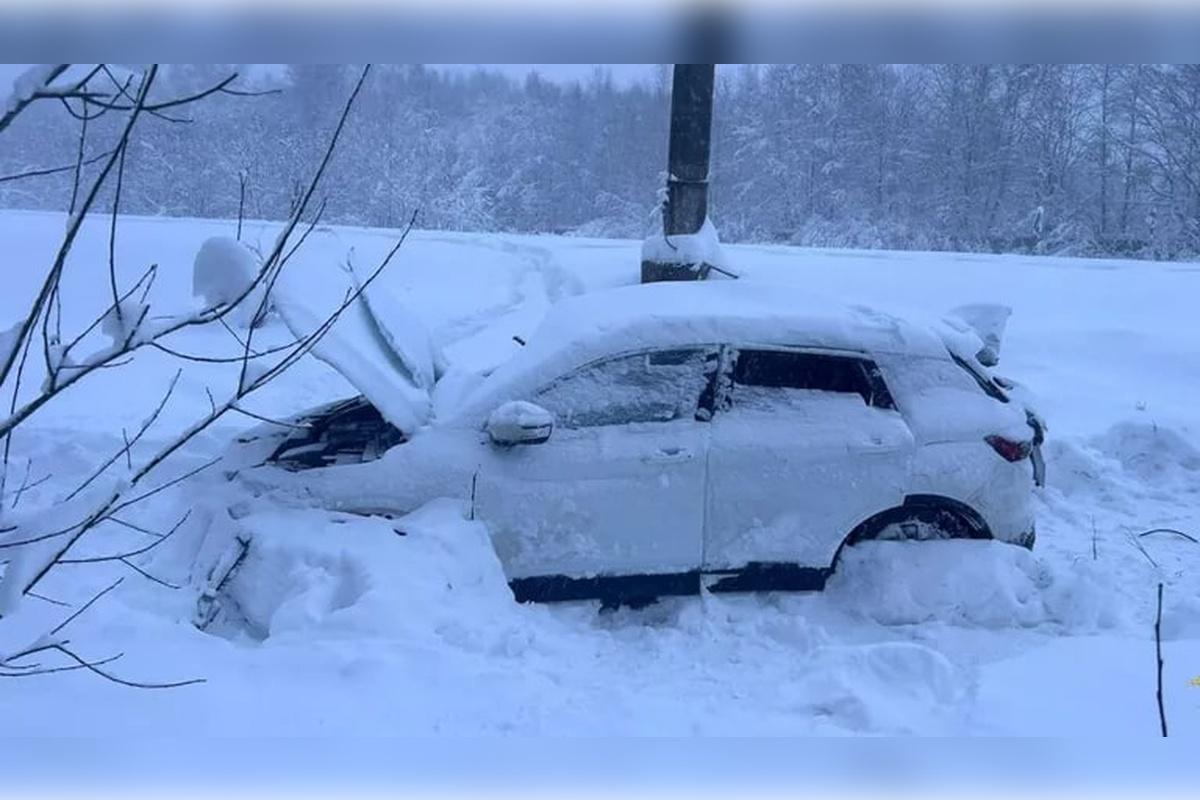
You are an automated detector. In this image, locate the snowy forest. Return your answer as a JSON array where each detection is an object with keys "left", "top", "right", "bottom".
[{"left": 4, "top": 63, "right": 1200, "bottom": 259}]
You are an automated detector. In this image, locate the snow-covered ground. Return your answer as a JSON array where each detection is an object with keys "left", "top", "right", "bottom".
[{"left": 1, "top": 208, "right": 1198, "bottom": 736}]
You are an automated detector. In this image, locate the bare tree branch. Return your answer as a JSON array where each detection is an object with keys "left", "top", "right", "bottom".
[
  {"left": 229, "top": 405, "right": 310, "bottom": 431},
  {"left": 0, "top": 325, "right": 36, "bottom": 503},
  {"left": 80, "top": 71, "right": 277, "bottom": 115},
  {"left": 237, "top": 169, "right": 248, "bottom": 241},
  {"left": 26, "top": 591, "right": 70, "bottom": 608},
  {"left": 219, "top": 86, "right": 283, "bottom": 99},
  {"left": 59, "top": 264, "right": 156, "bottom": 363},
  {"left": 234, "top": 66, "right": 374, "bottom": 389},
  {"left": 99, "top": 65, "right": 190, "bottom": 124},
  {"left": 114, "top": 559, "right": 180, "bottom": 590},
  {"left": 107, "top": 457, "right": 222, "bottom": 518},
  {"left": 0, "top": 652, "right": 122, "bottom": 678},
  {"left": 50, "top": 577, "right": 123, "bottom": 636},
  {"left": 108, "top": 137, "right": 129, "bottom": 315},
  {"left": 52, "top": 644, "right": 204, "bottom": 689},
  {"left": 63, "top": 369, "right": 181, "bottom": 502},
  {"left": 0, "top": 149, "right": 116, "bottom": 185},
  {"left": 67, "top": 99, "right": 90, "bottom": 215},
  {"left": 106, "top": 516, "right": 166, "bottom": 539},
  {"left": 247, "top": 208, "right": 419, "bottom": 392},
  {"left": 59, "top": 510, "right": 190, "bottom": 564}
]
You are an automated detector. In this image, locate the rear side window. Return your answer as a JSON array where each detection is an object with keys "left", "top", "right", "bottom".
[
  {"left": 534, "top": 347, "right": 718, "bottom": 428},
  {"left": 729, "top": 349, "right": 896, "bottom": 410},
  {"left": 876, "top": 353, "right": 1008, "bottom": 406}
]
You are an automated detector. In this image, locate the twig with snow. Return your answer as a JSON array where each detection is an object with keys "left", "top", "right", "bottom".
[{"left": 0, "top": 65, "right": 70, "bottom": 136}]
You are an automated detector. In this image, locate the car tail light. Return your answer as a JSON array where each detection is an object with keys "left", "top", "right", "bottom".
[{"left": 985, "top": 434, "right": 1032, "bottom": 462}]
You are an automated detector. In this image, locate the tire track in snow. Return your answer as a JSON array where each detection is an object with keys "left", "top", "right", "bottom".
[{"left": 435, "top": 235, "right": 586, "bottom": 373}]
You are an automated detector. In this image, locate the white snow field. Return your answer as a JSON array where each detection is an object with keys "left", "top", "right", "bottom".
[{"left": 1, "top": 207, "right": 1198, "bottom": 736}]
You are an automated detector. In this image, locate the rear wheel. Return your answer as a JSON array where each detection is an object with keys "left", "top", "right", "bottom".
[
  {"left": 872, "top": 504, "right": 979, "bottom": 542},
  {"left": 832, "top": 495, "right": 991, "bottom": 571}
]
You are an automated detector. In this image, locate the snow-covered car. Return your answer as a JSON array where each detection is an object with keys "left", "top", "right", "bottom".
[{"left": 225, "top": 281, "right": 1044, "bottom": 607}]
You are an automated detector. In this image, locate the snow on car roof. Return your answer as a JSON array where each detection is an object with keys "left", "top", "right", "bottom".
[
  {"left": 534, "top": 279, "right": 946, "bottom": 359},
  {"left": 456, "top": 281, "right": 950, "bottom": 420}
]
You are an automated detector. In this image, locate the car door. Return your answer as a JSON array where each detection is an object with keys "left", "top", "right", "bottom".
[
  {"left": 475, "top": 346, "right": 719, "bottom": 584},
  {"left": 703, "top": 346, "right": 914, "bottom": 574}
]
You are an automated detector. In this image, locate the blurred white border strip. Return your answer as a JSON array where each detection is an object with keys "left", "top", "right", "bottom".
[
  {"left": 2, "top": 2, "right": 1200, "bottom": 61},
  {"left": 3, "top": 738, "right": 1200, "bottom": 795}
]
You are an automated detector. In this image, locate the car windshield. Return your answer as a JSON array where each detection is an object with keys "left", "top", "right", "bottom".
[{"left": 533, "top": 347, "right": 718, "bottom": 428}]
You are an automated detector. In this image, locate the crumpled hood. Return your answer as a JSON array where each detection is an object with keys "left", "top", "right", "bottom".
[{"left": 271, "top": 232, "right": 445, "bottom": 434}]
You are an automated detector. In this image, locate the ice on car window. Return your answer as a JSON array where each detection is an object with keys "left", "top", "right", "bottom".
[
  {"left": 535, "top": 348, "right": 715, "bottom": 428},
  {"left": 647, "top": 349, "right": 697, "bottom": 366}
]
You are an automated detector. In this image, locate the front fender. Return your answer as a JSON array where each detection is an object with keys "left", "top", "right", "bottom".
[{"left": 230, "top": 424, "right": 483, "bottom": 520}]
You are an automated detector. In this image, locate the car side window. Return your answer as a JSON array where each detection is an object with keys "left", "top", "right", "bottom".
[
  {"left": 534, "top": 348, "right": 717, "bottom": 428},
  {"left": 729, "top": 349, "right": 896, "bottom": 410},
  {"left": 876, "top": 352, "right": 1008, "bottom": 406}
]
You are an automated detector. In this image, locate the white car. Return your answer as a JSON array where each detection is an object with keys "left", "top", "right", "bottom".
[{"left": 225, "top": 281, "right": 1044, "bottom": 608}]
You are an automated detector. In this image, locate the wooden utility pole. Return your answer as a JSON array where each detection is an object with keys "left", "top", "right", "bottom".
[
  {"left": 641, "top": 64, "right": 718, "bottom": 283},
  {"left": 664, "top": 64, "right": 715, "bottom": 238}
]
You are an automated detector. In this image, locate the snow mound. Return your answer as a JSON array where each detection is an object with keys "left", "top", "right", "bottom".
[
  {"left": 783, "top": 642, "right": 966, "bottom": 734},
  {"left": 1161, "top": 592, "right": 1200, "bottom": 640},
  {"left": 1042, "top": 437, "right": 1109, "bottom": 497},
  {"left": 192, "top": 236, "right": 266, "bottom": 328},
  {"left": 205, "top": 499, "right": 520, "bottom": 644},
  {"left": 1090, "top": 421, "right": 1200, "bottom": 483},
  {"left": 827, "top": 540, "right": 1119, "bottom": 631},
  {"left": 641, "top": 217, "right": 730, "bottom": 275}
]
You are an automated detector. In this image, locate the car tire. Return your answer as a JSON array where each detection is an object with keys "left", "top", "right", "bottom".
[
  {"left": 830, "top": 495, "right": 991, "bottom": 574},
  {"left": 872, "top": 505, "right": 975, "bottom": 542}
]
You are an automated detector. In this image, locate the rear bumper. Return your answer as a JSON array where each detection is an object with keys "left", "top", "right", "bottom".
[{"left": 972, "top": 455, "right": 1038, "bottom": 549}]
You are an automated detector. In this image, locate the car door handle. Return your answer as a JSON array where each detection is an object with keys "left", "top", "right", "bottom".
[
  {"left": 848, "top": 435, "right": 898, "bottom": 454},
  {"left": 641, "top": 447, "right": 694, "bottom": 465}
]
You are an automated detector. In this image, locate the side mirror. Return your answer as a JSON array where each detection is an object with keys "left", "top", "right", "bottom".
[{"left": 486, "top": 401, "right": 554, "bottom": 446}]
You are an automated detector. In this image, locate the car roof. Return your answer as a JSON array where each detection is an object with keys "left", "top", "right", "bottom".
[{"left": 454, "top": 281, "right": 952, "bottom": 421}]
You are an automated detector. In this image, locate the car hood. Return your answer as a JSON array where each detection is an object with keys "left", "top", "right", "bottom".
[{"left": 272, "top": 234, "right": 445, "bottom": 435}]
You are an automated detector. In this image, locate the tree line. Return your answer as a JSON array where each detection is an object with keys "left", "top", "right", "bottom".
[{"left": 4, "top": 64, "right": 1200, "bottom": 260}]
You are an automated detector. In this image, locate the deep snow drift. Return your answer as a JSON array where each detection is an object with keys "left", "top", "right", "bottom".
[{"left": 0, "top": 209, "right": 1197, "bottom": 736}]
